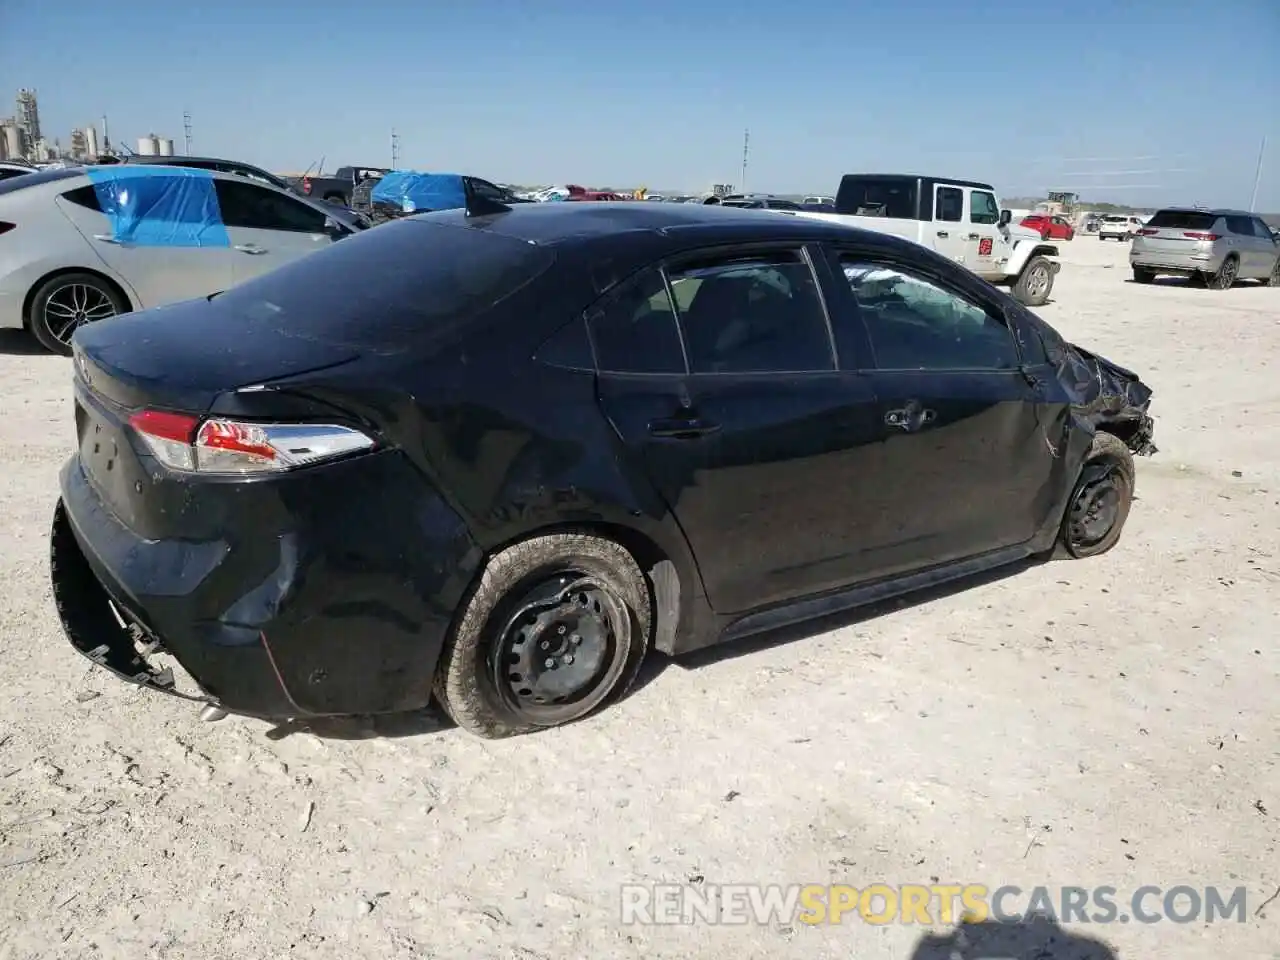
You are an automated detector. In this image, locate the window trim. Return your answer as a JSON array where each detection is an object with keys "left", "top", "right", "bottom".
[
  {"left": 660, "top": 242, "right": 839, "bottom": 377},
  {"left": 829, "top": 251, "right": 1024, "bottom": 374}
]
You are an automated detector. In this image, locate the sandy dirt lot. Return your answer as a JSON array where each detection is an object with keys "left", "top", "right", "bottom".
[{"left": 0, "top": 238, "right": 1277, "bottom": 960}]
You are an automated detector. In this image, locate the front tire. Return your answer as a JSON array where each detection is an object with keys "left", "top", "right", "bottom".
[
  {"left": 1058, "top": 432, "right": 1135, "bottom": 559},
  {"left": 1012, "top": 256, "right": 1054, "bottom": 306},
  {"left": 1132, "top": 267, "right": 1155, "bottom": 284},
  {"left": 434, "top": 532, "right": 652, "bottom": 739},
  {"left": 28, "top": 272, "right": 128, "bottom": 356},
  {"left": 1261, "top": 257, "right": 1280, "bottom": 287}
]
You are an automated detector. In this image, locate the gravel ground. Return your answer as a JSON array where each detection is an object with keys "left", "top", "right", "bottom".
[{"left": 0, "top": 238, "right": 1277, "bottom": 959}]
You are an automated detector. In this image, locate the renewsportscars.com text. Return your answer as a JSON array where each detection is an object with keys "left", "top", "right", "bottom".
[{"left": 620, "top": 883, "right": 1249, "bottom": 926}]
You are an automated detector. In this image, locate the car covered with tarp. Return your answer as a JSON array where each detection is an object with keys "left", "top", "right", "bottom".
[{"left": 353, "top": 171, "right": 531, "bottom": 224}]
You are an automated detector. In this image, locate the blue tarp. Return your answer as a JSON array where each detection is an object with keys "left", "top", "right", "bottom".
[
  {"left": 369, "top": 171, "right": 466, "bottom": 213},
  {"left": 84, "top": 166, "right": 230, "bottom": 247}
]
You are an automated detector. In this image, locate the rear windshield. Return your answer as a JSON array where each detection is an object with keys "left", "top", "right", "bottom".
[
  {"left": 1146, "top": 210, "right": 1218, "bottom": 230},
  {"left": 212, "top": 218, "right": 556, "bottom": 350},
  {"left": 836, "top": 177, "right": 917, "bottom": 219},
  {"left": 1102, "top": 215, "right": 1128, "bottom": 223}
]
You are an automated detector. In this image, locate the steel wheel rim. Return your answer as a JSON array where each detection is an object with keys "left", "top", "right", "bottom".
[
  {"left": 1067, "top": 468, "right": 1123, "bottom": 549},
  {"left": 489, "top": 571, "right": 630, "bottom": 725},
  {"left": 43, "top": 283, "right": 117, "bottom": 344},
  {"left": 1027, "top": 265, "right": 1049, "bottom": 299}
]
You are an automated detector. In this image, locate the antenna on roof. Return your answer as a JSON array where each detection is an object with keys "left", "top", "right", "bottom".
[{"left": 463, "top": 178, "right": 512, "bottom": 218}]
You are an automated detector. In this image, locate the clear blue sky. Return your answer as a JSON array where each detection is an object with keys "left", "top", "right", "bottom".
[{"left": 3, "top": 0, "right": 1278, "bottom": 208}]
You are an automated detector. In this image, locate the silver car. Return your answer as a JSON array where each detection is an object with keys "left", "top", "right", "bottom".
[
  {"left": 1130, "top": 208, "right": 1280, "bottom": 290},
  {"left": 0, "top": 165, "right": 359, "bottom": 354}
]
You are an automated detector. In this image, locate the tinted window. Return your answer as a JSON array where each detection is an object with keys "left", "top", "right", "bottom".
[
  {"left": 839, "top": 259, "right": 1018, "bottom": 370},
  {"left": 588, "top": 269, "right": 685, "bottom": 374},
  {"left": 1145, "top": 210, "right": 1215, "bottom": 230},
  {"left": 0, "top": 169, "right": 30, "bottom": 182},
  {"left": 969, "top": 190, "right": 1000, "bottom": 225},
  {"left": 935, "top": 187, "right": 963, "bottom": 222},
  {"left": 0, "top": 167, "right": 81, "bottom": 197},
  {"left": 669, "top": 251, "right": 833, "bottom": 374},
  {"left": 61, "top": 184, "right": 103, "bottom": 211},
  {"left": 836, "top": 177, "right": 916, "bottom": 219},
  {"left": 1224, "top": 215, "right": 1259, "bottom": 237},
  {"left": 210, "top": 219, "right": 556, "bottom": 349},
  {"left": 1253, "top": 218, "right": 1278, "bottom": 241},
  {"left": 214, "top": 180, "right": 327, "bottom": 233}
]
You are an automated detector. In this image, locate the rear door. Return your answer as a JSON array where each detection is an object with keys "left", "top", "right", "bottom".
[
  {"left": 56, "top": 183, "right": 237, "bottom": 308},
  {"left": 592, "top": 245, "right": 882, "bottom": 614},
  {"left": 1251, "top": 217, "right": 1280, "bottom": 277},
  {"left": 930, "top": 184, "right": 968, "bottom": 265},
  {"left": 823, "top": 244, "right": 1066, "bottom": 574},
  {"left": 212, "top": 179, "right": 334, "bottom": 285}
]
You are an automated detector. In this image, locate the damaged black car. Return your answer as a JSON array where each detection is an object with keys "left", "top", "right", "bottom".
[{"left": 49, "top": 199, "right": 1156, "bottom": 739}]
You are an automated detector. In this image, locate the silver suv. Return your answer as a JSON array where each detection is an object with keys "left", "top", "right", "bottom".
[{"left": 1130, "top": 208, "right": 1280, "bottom": 290}]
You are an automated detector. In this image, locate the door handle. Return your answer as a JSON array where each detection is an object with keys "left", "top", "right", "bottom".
[
  {"left": 885, "top": 402, "right": 937, "bottom": 432},
  {"left": 967, "top": 233, "right": 980, "bottom": 240},
  {"left": 936, "top": 231, "right": 949, "bottom": 238},
  {"left": 648, "top": 417, "right": 721, "bottom": 439},
  {"left": 234, "top": 244, "right": 268, "bottom": 255},
  {"left": 92, "top": 234, "right": 121, "bottom": 244}
]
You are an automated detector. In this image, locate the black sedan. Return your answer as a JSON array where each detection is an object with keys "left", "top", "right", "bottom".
[{"left": 50, "top": 200, "right": 1156, "bottom": 739}]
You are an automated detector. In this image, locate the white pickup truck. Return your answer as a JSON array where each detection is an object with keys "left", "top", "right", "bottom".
[{"left": 793, "top": 174, "right": 1062, "bottom": 306}]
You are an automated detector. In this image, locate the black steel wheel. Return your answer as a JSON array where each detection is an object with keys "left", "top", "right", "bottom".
[
  {"left": 1207, "top": 255, "right": 1239, "bottom": 291},
  {"left": 1060, "top": 432, "right": 1135, "bottom": 559},
  {"left": 435, "top": 533, "right": 651, "bottom": 739}
]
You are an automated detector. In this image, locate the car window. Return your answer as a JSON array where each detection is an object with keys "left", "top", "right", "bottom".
[
  {"left": 935, "top": 186, "right": 963, "bottom": 222},
  {"left": 668, "top": 250, "right": 833, "bottom": 374},
  {"left": 839, "top": 258, "right": 1018, "bottom": 371},
  {"left": 969, "top": 190, "right": 1000, "bottom": 225},
  {"left": 1224, "top": 215, "right": 1255, "bottom": 237},
  {"left": 587, "top": 268, "right": 686, "bottom": 374},
  {"left": 1253, "top": 218, "right": 1278, "bottom": 242},
  {"left": 61, "top": 184, "right": 103, "bottom": 212},
  {"left": 214, "top": 180, "right": 327, "bottom": 233}
]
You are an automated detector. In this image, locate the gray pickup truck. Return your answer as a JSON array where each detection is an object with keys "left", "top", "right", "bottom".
[{"left": 296, "top": 166, "right": 390, "bottom": 206}]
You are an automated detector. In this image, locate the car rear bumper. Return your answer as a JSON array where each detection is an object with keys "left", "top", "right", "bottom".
[
  {"left": 51, "top": 449, "right": 478, "bottom": 719},
  {"left": 1129, "top": 248, "right": 1219, "bottom": 274}
]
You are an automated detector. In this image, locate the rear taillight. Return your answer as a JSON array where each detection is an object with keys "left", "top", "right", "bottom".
[
  {"left": 1183, "top": 232, "right": 1219, "bottom": 241},
  {"left": 0, "top": 221, "right": 15, "bottom": 236},
  {"left": 1138, "top": 228, "right": 1158, "bottom": 236},
  {"left": 128, "top": 410, "right": 374, "bottom": 474}
]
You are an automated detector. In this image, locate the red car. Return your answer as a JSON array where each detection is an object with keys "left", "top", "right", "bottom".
[{"left": 1020, "top": 214, "right": 1075, "bottom": 240}]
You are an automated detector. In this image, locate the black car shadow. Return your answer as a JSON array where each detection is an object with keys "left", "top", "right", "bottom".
[
  {"left": 263, "top": 703, "right": 456, "bottom": 742},
  {"left": 0, "top": 329, "right": 47, "bottom": 355},
  {"left": 910, "top": 914, "right": 1118, "bottom": 959}
]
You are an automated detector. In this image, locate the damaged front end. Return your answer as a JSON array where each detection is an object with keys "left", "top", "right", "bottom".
[{"left": 1030, "top": 318, "right": 1158, "bottom": 457}]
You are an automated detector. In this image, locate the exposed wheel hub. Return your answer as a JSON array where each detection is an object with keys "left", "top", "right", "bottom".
[
  {"left": 497, "top": 575, "right": 620, "bottom": 709},
  {"left": 1068, "top": 472, "right": 1120, "bottom": 547}
]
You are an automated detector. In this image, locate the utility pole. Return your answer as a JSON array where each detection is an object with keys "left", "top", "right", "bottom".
[
  {"left": 391, "top": 129, "right": 399, "bottom": 168},
  {"left": 183, "top": 111, "right": 193, "bottom": 154},
  {"left": 741, "top": 128, "right": 749, "bottom": 195},
  {"left": 1249, "top": 136, "right": 1267, "bottom": 212}
]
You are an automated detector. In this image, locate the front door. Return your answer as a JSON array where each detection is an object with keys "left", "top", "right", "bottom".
[
  {"left": 211, "top": 179, "right": 335, "bottom": 286},
  {"left": 56, "top": 184, "right": 237, "bottom": 308},
  {"left": 591, "top": 248, "right": 882, "bottom": 614},
  {"left": 930, "top": 184, "right": 968, "bottom": 266},
  {"left": 965, "top": 187, "right": 1005, "bottom": 281},
  {"left": 827, "top": 249, "right": 1063, "bottom": 574}
]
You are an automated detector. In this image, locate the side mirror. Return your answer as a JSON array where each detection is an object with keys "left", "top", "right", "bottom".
[{"left": 999, "top": 209, "right": 1012, "bottom": 227}]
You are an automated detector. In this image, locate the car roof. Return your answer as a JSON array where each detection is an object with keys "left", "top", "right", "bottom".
[
  {"left": 410, "top": 200, "right": 899, "bottom": 251},
  {"left": 1155, "top": 206, "right": 1257, "bottom": 217}
]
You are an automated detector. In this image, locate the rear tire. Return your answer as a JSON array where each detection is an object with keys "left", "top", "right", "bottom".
[
  {"left": 1057, "top": 432, "right": 1135, "bottom": 559},
  {"left": 1207, "top": 255, "right": 1239, "bottom": 291},
  {"left": 1012, "top": 256, "right": 1054, "bottom": 306},
  {"left": 434, "top": 532, "right": 652, "bottom": 739},
  {"left": 28, "top": 272, "right": 128, "bottom": 356},
  {"left": 1132, "top": 267, "right": 1155, "bottom": 284}
]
